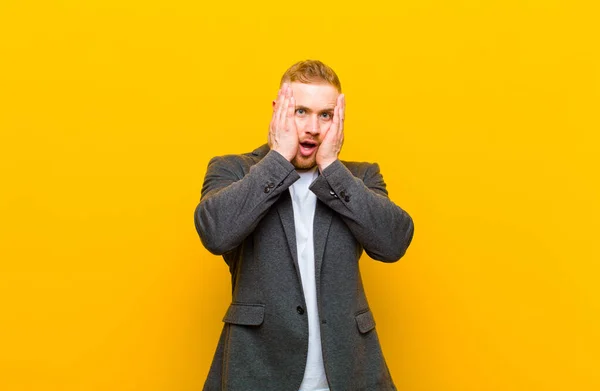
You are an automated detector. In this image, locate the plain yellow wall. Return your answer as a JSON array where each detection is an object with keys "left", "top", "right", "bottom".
[{"left": 1, "top": 1, "right": 599, "bottom": 390}]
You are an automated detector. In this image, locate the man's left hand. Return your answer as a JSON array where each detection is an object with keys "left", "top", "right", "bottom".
[{"left": 316, "top": 93, "right": 345, "bottom": 172}]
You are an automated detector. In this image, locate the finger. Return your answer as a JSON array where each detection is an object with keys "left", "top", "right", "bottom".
[
  {"left": 272, "top": 87, "right": 283, "bottom": 114},
  {"left": 339, "top": 94, "right": 345, "bottom": 133},
  {"left": 330, "top": 99, "right": 341, "bottom": 134},
  {"left": 270, "top": 86, "right": 286, "bottom": 140},
  {"left": 281, "top": 84, "right": 294, "bottom": 129},
  {"left": 274, "top": 84, "right": 287, "bottom": 129},
  {"left": 287, "top": 96, "right": 295, "bottom": 122},
  {"left": 279, "top": 86, "right": 290, "bottom": 131},
  {"left": 339, "top": 96, "right": 345, "bottom": 149},
  {"left": 321, "top": 105, "right": 338, "bottom": 143}
]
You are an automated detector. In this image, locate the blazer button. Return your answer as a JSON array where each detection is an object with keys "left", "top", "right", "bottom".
[
  {"left": 296, "top": 306, "right": 305, "bottom": 315},
  {"left": 345, "top": 195, "right": 350, "bottom": 202},
  {"left": 340, "top": 190, "right": 346, "bottom": 198},
  {"left": 267, "top": 181, "right": 275, "bottom": 188},
  {"left": 264, "top": 187, "right": 270, "bottom": 193}
]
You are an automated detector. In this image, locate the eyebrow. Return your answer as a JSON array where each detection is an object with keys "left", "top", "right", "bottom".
[{"left": 295, "top": 105, "right": 335, "bottom": 114}]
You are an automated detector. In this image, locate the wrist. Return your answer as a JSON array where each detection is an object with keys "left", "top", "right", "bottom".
[
  {"left": 272, "top": 147, "right": 295, "bottom": 162},
  {"left": 318, "top": 158, "right": 337, "bottom": 173}
]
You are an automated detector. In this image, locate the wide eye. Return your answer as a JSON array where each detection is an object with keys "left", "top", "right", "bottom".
[
  {"left": 320, "top": 112, "right": 332, "bottom": 120},
  {"left": 295, "top": 108, "right": 306, "bottom": 116}
]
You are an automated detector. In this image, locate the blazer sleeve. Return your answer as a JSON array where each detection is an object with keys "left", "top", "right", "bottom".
[
  {"left": 309, "top": 160, "right": 414, "bottom": 262},
  {"left": 194, "top": 150, "right": 300, "bottom": 255}
]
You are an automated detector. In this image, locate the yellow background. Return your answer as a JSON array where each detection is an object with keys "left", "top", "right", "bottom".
[{"left": 1, "top": 1, "right": 599, "bottom": 390}]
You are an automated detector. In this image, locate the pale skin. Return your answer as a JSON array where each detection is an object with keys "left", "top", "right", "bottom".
[{"left": 268, "top": 82, "right": 345, "bottom": 172}]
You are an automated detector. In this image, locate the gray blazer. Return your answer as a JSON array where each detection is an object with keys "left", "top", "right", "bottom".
[{"left": 194, "top": 144, "right": 414, "bottom": 391}]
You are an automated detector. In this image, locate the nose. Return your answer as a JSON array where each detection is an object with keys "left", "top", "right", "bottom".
[{"left": 304, "top": 115, "right": 320, "bottom": 136}]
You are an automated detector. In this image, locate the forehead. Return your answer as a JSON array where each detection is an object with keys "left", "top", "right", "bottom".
[{"left": 290, "top": 82, "right": 339, "bottom": 109}]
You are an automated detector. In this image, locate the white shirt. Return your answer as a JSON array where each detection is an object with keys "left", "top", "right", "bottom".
[{"left": 288, "top": 167, "right": 330, "bottom": 391}]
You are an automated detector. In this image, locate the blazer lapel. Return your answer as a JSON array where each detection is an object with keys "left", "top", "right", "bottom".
[
  {"left": 313, "top": 199, "right": 333, "bottom": 283},
  {"left": 277, "top": 190, "right": 301, "bottom": 282},
  {"left": 277, "top": 184, "right": 334, "bottom": 291}
]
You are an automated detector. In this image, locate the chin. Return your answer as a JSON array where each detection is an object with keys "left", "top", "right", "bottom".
[{"left": 292, "top": 156, "right": 317, "bottom": 171}]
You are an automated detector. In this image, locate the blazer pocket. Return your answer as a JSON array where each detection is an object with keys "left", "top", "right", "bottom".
[
  {"left": 222, "top": 303, "right": 265, "bottom": 326},
  {"left": 355, "top": 309, "right": 376, "bottom": 334}
]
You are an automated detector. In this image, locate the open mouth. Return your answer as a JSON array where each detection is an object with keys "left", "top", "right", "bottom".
[{"left": 299, "top": 141, "right": 318, "bottom": 157}]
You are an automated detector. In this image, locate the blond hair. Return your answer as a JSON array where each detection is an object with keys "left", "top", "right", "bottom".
[{"left": 280, "top": 60, "right": 342, "bottom": 92}]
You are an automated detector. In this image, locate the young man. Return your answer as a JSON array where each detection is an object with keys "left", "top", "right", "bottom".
[{"left": 194, "top": 60, "right": 414, "bottom": 391}]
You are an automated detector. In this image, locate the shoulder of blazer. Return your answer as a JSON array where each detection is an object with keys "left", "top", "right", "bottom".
[
  {"left": 339, "top": 159, "right": 378, "bottom": 181},
  {"left": 206, "top": 144, "right": 268, "bottom": 180}
]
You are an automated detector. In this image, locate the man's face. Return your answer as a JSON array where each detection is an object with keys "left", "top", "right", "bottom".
[{"left": 274, "top": 82, "right": 340, "bottom": 170}]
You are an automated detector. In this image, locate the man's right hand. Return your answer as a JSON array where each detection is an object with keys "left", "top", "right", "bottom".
[{"left": 268, "top": 83, "right": 298, "bottom": 161}]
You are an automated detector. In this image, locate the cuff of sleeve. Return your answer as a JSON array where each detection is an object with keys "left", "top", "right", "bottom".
[
  {"left": 266, "top": 149, "right": 296, "bottom": 172},
  {"left": 310, "top": 160, "right": 355, "bottom": 202},
  {"left": 257, "top": 149, "right": 299, "bottom": 190},
  {"left": 320, "top": 159, "right": 345, "bottom": 178},
  {"left": 321, "top": 159, "right": 355, "bottom": 190}
]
